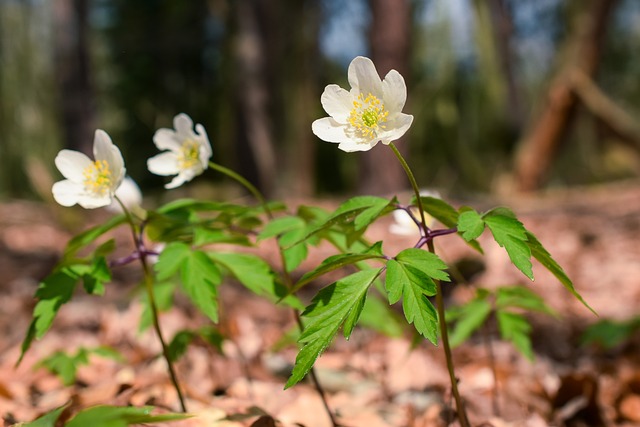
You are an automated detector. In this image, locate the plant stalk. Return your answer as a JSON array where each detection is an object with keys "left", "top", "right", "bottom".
[
  {"left": 115, "top": 196, "right": 188, "bottom": 412},
  {"left": 389, "top": 145, "right": 470, "bottom": 427},
  {"left": 210, "top": 162, "right": 339, "bottom": 426}
]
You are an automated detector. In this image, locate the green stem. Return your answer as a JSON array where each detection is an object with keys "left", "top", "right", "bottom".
[
  {"left": 388, "top": 146, "right": 470, "bottom": 427},
  {"left": 389, "top": 143, "right": 427, "bottom": 232},
  {"left": 208, "top": 163, "right": 339, "bottom": 426},
  {"left": 114, "top": 196, "right": 188, "bottom": 412},
  {"left": 208, "top": 161, "right": 271, "bottom": 217}
]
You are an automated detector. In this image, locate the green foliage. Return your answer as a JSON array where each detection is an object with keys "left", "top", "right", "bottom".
[
  {"left": 138, "top": 282, "right": 175, "bottom": 332},
  {"left": 447, "top": 286, "right": 555, "bottom": 360},
  {"left": 167, "top": 327, "right": 225, "bottom": 362},
  {"left": 36, "top": 347, "right": 124, "bottom": 386},
  {"left": 386, "top": 249, "right": 449, "bottom": 344},
  {"left": 581, "top": 317, "right": 640, "bottom": 349},
  {"left": 286, "top": 268, "right": 382, "bottom": 388},
  {"left": 258, "top": 215, "right": 309, "bottom": 272},
  {"left": 20, "top": 404, "right": 188, "bottom": 427},
  {"left": 64, "top": 215, "right": 125, "bottom": 259},
  {"left": 155, "top": 242, "right": 221, "bottom": 323}
]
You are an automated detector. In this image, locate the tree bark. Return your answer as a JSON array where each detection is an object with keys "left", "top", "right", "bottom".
[
  {"left": 359, "top": 0, "right": 412, "bottom": 196},
  {"left": 52, "top": 0, "right": 95, "bottom": 154},
  {"left": 514, "top": 0, "right": 618, "bottom": 191}
]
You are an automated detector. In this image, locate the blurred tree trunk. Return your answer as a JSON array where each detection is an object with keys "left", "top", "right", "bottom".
[
  {"left": 359, "top": 0, "right": 412, "bottom": 196},
  {"left": 514, "top": 0, "right": 618, "bottom": 191},
  {"left": 233, "top": 0, "right": 277, "bottom": 196},
  {"left": 53, "top": 0, "right": 95, "bottom": 154}
]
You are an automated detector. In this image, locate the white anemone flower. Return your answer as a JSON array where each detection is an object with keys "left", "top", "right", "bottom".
[
  {"left": 52, "top": 130, "right": 125, "bottom": 209},
  {"left": 107, "top": 176, "right": 144, "bottom": 214},
  {"left": 312, "top": 56, "right": 414, "bottom": 152},
  {"left": 390, "top": 190, "right": 441, "bottom": 236},
  {"left": 147, "top": 113, "right": 212, "bottom": 189}
]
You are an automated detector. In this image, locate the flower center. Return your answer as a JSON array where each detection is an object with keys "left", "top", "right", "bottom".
[
  {"left": 83, "top": 160, "right": 112, "bottom": 195},
  {"left": 178, "top": 140, "right": 201, "bottom": 169},
  {"left": 348, "top": 93, "right": 389, "bottom": 139}
]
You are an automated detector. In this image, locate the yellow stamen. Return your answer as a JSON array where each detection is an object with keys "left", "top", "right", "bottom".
[
  {"left": 178, "top": 140, "right": 201, "bottom": 169},
  {"left": 348, "top": 93, "right": 388, "bottom": 139},
  {"left": 83, "top": 160, "right": 112, "bottom": 195}
]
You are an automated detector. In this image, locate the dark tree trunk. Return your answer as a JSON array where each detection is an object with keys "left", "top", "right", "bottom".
[
  {"left": 359, "top": 0, "right": 412, "bottom": 196},
  {"left": 53, "top": 0, "right": 95, "bottom": 154}
]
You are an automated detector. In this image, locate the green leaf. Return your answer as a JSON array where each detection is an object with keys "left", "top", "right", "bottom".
[
  {"left": 154, "top": 242, "right": 191, "bottom": 281},
  {"left": 208, "top": 252, "right": 303, "bottom": 309},
  {"left": 448, "top": 297, "right": 492, "bottom": 348},
  {"left": 181, "top": 250, "right": 221, "bottom": 323},
  {"left": 495, "top": 286, "right": 556, "bottom": 316},
  {"left": 65, "top": 405, "right": 189, "bottom": 427},
  {"left": 525, "top": 231, "right": 595, "bottom": 314},
  {"left": 395, "top": 249, "right": 451, "bottom": 282},
  {"left": 483, "top": 208, "right": 533, "bottom": 280},
  {"left": 286, "top": 269, "right": 381, "bottom": 388},
  {"left": 64, "top": 215, "right": 125, "bottom": 258},
  {"left": 21, "top": 404, "right": 68, "bottom": 427},
  {"left": 33, "top": 269, "right": 78, "bottom": 339},
  {"left": 497, "top": 311, "right": 533, "bottom": 360},
  {"left": 257, "top": 216, "right": 306, "bottom": 241},
  {"left": 414, "top": 196, "right": 459, "bottom": 228},
  {"left": 457, "top": 209, "right": 485, "bottom": 241},
  {"left": 291, "top": 242, "right": 385, "bottom": 294},
  {"left": 581, "top": 317, "right": 640, "bottom": 348},
  {"left": 193, "top": 227, "right": 251, "bottom": 247},
  {"left": 37, "top": 351, "right": 79, "bottom": 386},
  {"left": 278, "top": 227, "right": 309, "bottom": 272},
  {"left": 304, "top": 196, "right": 393, "bottom": 240},
  {"left": 77, "top": 257, "right": 111, "bottom": 295},
  {"left": 386, "top": 259, "right": 439, "bottom": 344},
  {"left": 167, "top": 330, "right": 197, "bottom": 362}
]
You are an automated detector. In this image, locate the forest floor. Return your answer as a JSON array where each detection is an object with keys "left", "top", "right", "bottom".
[{"left": 1, "top": 180, "right": 640, "bottom": 427}]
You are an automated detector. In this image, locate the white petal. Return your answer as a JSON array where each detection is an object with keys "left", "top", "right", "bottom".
[
  {"left": 114, "top": 177, "right": 142, "bottom": 208},
  {"left": 52, "top": 180, "right": 82, "bottom": 206},
  {"left": 77, "top": 193, "right": 112, "bottom": 209},
  {"left": 165, "top": 173, "right": 189, "bottom": 189},
  {"left": 348, "top": 56, "right": 383, "bottom": 97},
  {"left": 195, "top": 123, "right": 213, "bottom": 159},
  {"left": 311, "top": 117, "right": 349, "bottom": 143},
  {"left": 337, "top": 139, "right": 378, "bottom": 153},
  {"left": 93, "top": 129, "right": 126, "bottom": 189},
  {"left": 379, "top": 113, "right": 414, "bottom": 144},
  {"left": 320, "top": 85, "right": 353, "bottom": 122},
  {"left": 174, "top": 113, "right": 194, "bottom": 139},
  {"left": 54, "top": 150, "right": 92, "bottom": 183},
  {"left": 382, "top": 69, "right": 407, "bottom": 114},
  {"left": 147, "top": 152, "right": 180, "bottom": 176},
  {"left": 153, "top": 128, "right": 182, "bottom": 152}
]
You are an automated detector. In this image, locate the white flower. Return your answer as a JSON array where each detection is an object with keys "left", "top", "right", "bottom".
[
  {"left": 312, "top": 56, "right": 414, "bottom": 152},
  {"left": 52, "top": 130, "right": 125, "bottom": 209},
  {"left": 107, "top": 176, "right": 143, "bottom": 214},
  {"left": 147, "top": 113, "right": 212, "bottom": 189},
  {"left": 390, "top": 190, "right": 441, "bottom": 236}
]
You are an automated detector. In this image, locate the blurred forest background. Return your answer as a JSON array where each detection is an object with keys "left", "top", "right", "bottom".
[{"left": 1, "top": 0, "right": 640, "bottom": 201}]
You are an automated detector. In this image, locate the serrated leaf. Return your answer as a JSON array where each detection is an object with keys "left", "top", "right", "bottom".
[
  {"left": 353, "top": 198, "right": 396, "bottom": 231},
  {"left": 497, "top": 311, "right": 533, "bottom": 360},
  {"left": 386, "top": 259, "right": 439, "bottom": 343},
  {"left": 77, "top": 256, "right": 111, "bottom": 295},
  {"left": 457, "top": 209, "right": 485, "bottom": 241},
  {"left": 33, "top": 269, "right": 78, "bottom": 339},
  {"left": 257, "top": 216, "right": 306, "bottom": 241},
  {"left": 208, "top": 252, "right": 303, "bottom": 309},
  {"left": 395, "top": 249, "right": 451, "bottom": 282},
  {"left": 483, "top": 208, "right": 533, "bottom": 280},
  {"left": 447, "top": 297, "right": 492, "bottom": 347},
  {"left": 525, "top": 231, "right": 595, "bottom": 314},
  {"left": 37, "top": 351, "right": 79, "bottom": 386},
  {"left": 286, "top": 268, "right": 381, "bottom": 388},
  {"left": 291, "top": 242, "right": 385, "bottom": 294},
  {"left": 65, "top": 405, "right": 189, "bottom": 427},
  {"left": 181, "top": 250, "right": 221, "bottom": 323}
]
